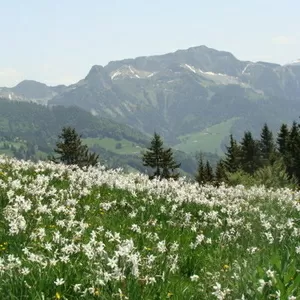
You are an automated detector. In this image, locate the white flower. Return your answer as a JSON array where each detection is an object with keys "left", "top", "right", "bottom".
[
  {"left": 73, "top": 283, "right": 82, "bottom": 292},
  {"left": 190, "top": 274, "right": 199, "bottom": 282},
  {"left": 54, "top": 278, "right": 65, "bottom": 286},
  {"left": 266, "top": 269, "right": 275, "bottom": 279},
  {"left": 257, "top": 279, "right": 266, "bottom": 293},
  {"left": 157, "top": 240, "right": 167, "bottom": 253},
  {"left": 170, "top": 241, "right": 179, "bottom": 252},
  {"left": 20, "top": 267, "right": 30, "bottom": 275}
]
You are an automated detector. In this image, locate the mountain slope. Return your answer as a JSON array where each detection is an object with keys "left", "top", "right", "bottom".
[{"left": 0, "top": 98, "right": 214, "bottom": 175}]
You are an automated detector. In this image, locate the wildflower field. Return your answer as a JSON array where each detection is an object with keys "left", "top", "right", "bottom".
[{"left": 0, "top": 156, "right": 300, "bottom": 299}]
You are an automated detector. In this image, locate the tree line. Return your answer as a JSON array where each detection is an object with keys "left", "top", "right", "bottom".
[
  {"left": 50, "top": 118, "right": 300, "bottom": 189},
  {"left": 196, "top": 121, "right": 300, "bottom": 188}
]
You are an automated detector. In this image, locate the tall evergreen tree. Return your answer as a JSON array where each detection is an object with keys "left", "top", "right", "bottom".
[
  {"left": 142, "top": 132, "right": 180, "bottom": 180},
  {"left": 286, "top": 121, "right": 300, "bottom": 182},
  {"left": 277, "top": 123, "right": 289, "bottom": 156},
  {"left": 214, "top": 160, "right": 227, "bottom": 186},
  {"left": 142, "top": 132, "right": 164, "bottom": 179},
  {"left": 260, "top": 123, "right": 275, "bottom": 164},
  {"left": 223, "top": 134, "right": 241, "bottom": 173},
  {"left": 205, "top": 160, "right": 214, "bottom": 183},
  {"left": 195, "top": 154, "right": 206, "bottom": 185},
  {"left": 240, "top": 131, "right": 261, "bottom": 174},
  {"left": 161, "top": 148, "right": 181, "bottom": 180},
  {"left": 52, "top": 126, "right": 99, "bottom": 167}
]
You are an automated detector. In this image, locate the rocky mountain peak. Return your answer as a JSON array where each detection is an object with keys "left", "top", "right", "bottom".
[{"left": 85, "top": 65, "right": 112, "bottom": 88}]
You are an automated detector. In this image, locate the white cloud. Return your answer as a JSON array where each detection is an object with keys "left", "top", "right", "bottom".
[
  {"left": 272, "top": 36, "right": 297, "bottom": 45},
  {"left": 0, "top": 68, "right": 24, "bottom": 87}
]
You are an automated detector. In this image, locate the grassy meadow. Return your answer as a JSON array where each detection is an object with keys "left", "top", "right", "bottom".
[
  {"left": 0, "top": 155, "right": 300, "bottom": 299},
  {"left": 83, "top": 138, "right": 143, "bottom": 155},
  {"left": 174, "top": 118, "right": 239, "bottom": 155}
]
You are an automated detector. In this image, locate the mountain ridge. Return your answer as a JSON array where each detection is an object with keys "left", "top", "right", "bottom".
[{"left": 1, "top": 45, "right": 300, "bottom": 153}]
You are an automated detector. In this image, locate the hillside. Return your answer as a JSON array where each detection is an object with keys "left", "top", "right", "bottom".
[
  {"left": 0, "top": 157, "right": 299, "bottom": 299},
  {"left": 0, "top": 98, "right": 218, "bottom": 175},
  {"left": 0, "top": 98, "right": 149, "bottom": 170}
]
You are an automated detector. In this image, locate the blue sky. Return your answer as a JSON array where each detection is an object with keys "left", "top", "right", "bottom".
[{"left": 1, "top": 0, "right": 299, "bottom": 86}]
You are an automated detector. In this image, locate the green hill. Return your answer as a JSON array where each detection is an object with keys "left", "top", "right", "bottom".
[{"left": 0, "top": 99, "right": 219, "bottom": 175}]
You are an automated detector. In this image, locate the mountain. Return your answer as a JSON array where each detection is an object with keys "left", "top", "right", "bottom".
[
  {"left": 0, "top": 80, "right": 67, "bottom": 104},
  {"left": 3, "top": 46, "right": 300, "bottom": 154}
]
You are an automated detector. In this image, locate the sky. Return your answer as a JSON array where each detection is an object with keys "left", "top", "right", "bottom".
[{"left": 1, "top": 0, "right": 299, "bottom": 87}]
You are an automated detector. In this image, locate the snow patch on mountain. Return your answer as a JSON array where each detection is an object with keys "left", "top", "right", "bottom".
[
  {"left": 242, "top": 63, "right": 253, "bottom": 75},
  {"left": 111, "top": 71, "right": 121, "bottom": 80},
  {"left": 110, "top": 65, "right": 152, "bottom": 80},
  {"left": 184, "top": 64, "right": 197, "bottom": 73},
  {"left": 180, "top": 64, "right": 241, "bottom": 85}
]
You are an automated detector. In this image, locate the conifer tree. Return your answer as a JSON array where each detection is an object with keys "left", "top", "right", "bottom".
[
  {"left": 214, "top": 160, "right": 227, "bottom": 186},
  {"left": 277, "top": 123, "right": 289, "bottom": 156},
  {"left": 142, "top": 132, "right": 164, "bottom": 179},
  {"left": 286, "top": 121, "right": 300, "bottom": 182},
  {"left": 52, "top": 126, "right": 99, "bottom": 167},
  {"left": 240, "top": 131, "right": 261, "bottom": 174},
  {"left": 142, "top": 132, "right": 180, "bottom": 180},
  {"left": 161, "top": 148, "right": 181, "bottom": 180},
  {"left": 205, "top": 160, "right": 214, "bottom": 183},
  {"left": 260, "top": 123, "right": 275, "bottom": 164},
  {"left": 223, "top": 134, "right": 241, "bottom": 173},
  {"left": 195, "top": 154, "right": 206, "bottom": 185}
]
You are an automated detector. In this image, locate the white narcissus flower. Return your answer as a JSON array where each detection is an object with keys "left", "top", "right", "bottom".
[
  {"left": 190, "top": 274, "right": 199, "bottom": 282},
  {"left": 54, "top": 278, "right": 65, "bottom": 286}
]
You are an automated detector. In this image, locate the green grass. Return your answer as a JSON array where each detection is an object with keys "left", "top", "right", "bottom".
[
  {"left": 0, "top": 149, "right": 14, "bottom": 156},
  {"left": 0, "top": 157, "right": 300, "bottom": 299},
  {"left": 174, "top": 118, "right": 239, "bottom": 155},
  {"left": 83, "top": 137, "right": 144, "bottom": 155},
  {"left": 0, "top": 141, "right": 27, "bottom": 157},
  {"left": 0, "top": 141, "right": 25, "bottom": 149}
]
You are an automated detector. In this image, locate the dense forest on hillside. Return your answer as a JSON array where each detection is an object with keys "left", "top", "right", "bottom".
[
  {"left": 197, "top": 120, "right": 300, "bottom": 189},
  {"left": 0, "top": 98, "right": 148, "bottom": 145},
  {"left": 0, "top": 99, "right": 149, "bottom": 169},
  {"left": 0, "top": 99, "right": 219, "bottom": 175}
]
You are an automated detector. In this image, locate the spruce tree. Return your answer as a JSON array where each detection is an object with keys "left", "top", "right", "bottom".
[
  {"left": 142, "top": 132, "right": 180, "bottom": 180},
  {"left": 214, "top": 160, "right": 227, "bottom": 186},
  {"left": 223, "top": 134, "right": 241, "bottom": 173},
  {"left": 260, "top": 123, "right": 275, "bottom": 165},
  {"left": 52, "top": 126, "right": 99, "bottom": 167},
  {"left": 205, "top": 160, "right": 214, "bottom": 183},
  {"left": 161, "top": 148, "right": 181, "bottom": 180},
  {"left": 277, "top": 123, "right": 289, "bottom": 156},
  {"left": 142, "top": 132, "right": 164, "bottom": 179},
  {"left": 195, "top": 154, "right": 206, "bottom": 185},
  {"left": 240, "top": 131, "right": 261, "bottom": 174},
  {"left": 286, "top": 121, "right": 300, "bottom": 182}
]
